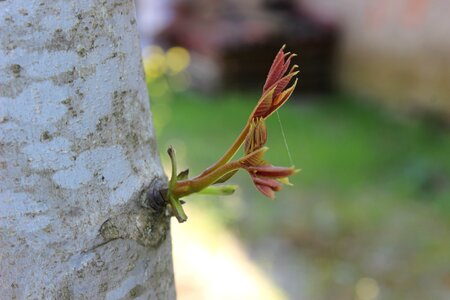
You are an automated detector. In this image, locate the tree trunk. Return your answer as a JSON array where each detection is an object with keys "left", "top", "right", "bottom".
[{"left": 0, "top": 0, "right": 175, "bottom": 298}]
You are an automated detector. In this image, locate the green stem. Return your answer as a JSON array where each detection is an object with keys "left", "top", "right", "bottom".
[
  {"left": 172, "top": 160, "right": 241, "bottom": 198},
  {"left": 196, "top": 123, "right": 250, "bottom": 178},
  {"left": 166, "top": 146, "right": 188, "bottom": 222},
  {"left": 167, "top": 147, "right": 177, "bottom": 190},
  {"left": 167, "top": 193, "right": 188, "bottom": 222}
]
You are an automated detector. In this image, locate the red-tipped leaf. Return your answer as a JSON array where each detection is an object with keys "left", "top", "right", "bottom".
[
  {"left": 252, "top": 87, "right": 275, "bottom": 119},
  {"left": 270, "top": 79, "right": 298, "bottom": 114},
  {"left": 239, "top": 146, "right": 268, "bottom": 166},
  {"left": 246, "top": 165, "right": 298, "bottom": 178},
  {"left": 263, "top": 46, "right": 287, "bottom": 92},
  {"left": 252, "top": 176, "right": 283, "bottom": 191},
  {"left": 255, "top": 183, "right": 275, "bottom": 199},
  {"left": 244, "top": 118, "right": 267, "bottom": 154}
]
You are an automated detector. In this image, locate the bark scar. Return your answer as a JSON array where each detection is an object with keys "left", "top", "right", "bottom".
[
  {"left": 139, "top": 176, "right": 168, "bottom": 213},
  {"left": 97, "top": 209, "right": 170, "bottom": 249},
  {"left": 82, "top": 178, "right": 171, "bottom": 253}
]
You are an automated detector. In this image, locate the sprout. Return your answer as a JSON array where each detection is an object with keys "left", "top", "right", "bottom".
[{"left": 163, "top": 45, "right": 300, "bottom": 222}]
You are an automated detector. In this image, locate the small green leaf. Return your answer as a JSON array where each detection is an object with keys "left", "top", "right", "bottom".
[
  {"left": 198, "top": 185, "right": 238, "bottom": 196},
  {"left": 168, "top": 194, "right": 188, "bottom": 222}
]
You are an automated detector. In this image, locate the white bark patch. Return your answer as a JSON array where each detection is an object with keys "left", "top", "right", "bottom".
[
  {"left": 53, "top": 146, "right": 131, "bottom": 190},
  {"left": 0, "top": 48, "right": 78, "bottom": 79},
  {"left": 22, "top": 137, "right": 74, "bottom": 171},
  {"left": 105, "top": 272, "right": 154, "bottom": 299},
  {"left": 39, "top": 2, "right": 78, "bottom": 32},
  {"left": 0, "top": 191, "right": 51, "bottom": 232},
  {"left": 4, "top": 81, "right": 68, "bottom": 124},
  {"left": 67, "top": 62, "right": 116, "bottom": 139},
  {"left": 109, "top": 170, "right": 141, "bottom": 206}
]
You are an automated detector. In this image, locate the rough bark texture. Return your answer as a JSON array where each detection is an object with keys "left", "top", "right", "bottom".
[{"left": 0, "top": 0, "right": 175, "bottom": 299}]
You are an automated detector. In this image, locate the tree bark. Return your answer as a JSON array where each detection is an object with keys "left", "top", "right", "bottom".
[{"left": 0, "top": 0, "right": 175, "bottom": 298}]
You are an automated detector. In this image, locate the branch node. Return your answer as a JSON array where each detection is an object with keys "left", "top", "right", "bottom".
[{"left": 139, "top": 177, "right": 167, "bottom": 214}]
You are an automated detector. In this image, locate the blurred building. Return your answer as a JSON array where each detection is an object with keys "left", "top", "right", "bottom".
[
  {"left": 302, "top": 0, "right": 450, "bottom": 118},
  {"left": 138, "top": 0, "right": 450, "bottom": 118},
  {"left": 135, "top": 0, "right": 173, "bottom": 46},
  {"left": 149, "top": 0, "right": 338, "bottom": 94}
]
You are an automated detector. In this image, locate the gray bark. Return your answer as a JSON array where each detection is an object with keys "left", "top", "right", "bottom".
[{"left": 0, "top": 0, "right": 175, "bottom": 299}]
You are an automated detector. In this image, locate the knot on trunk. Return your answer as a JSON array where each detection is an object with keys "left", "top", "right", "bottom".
[{"left": 99, "top": 209, "right": 170, "bottom": 248}]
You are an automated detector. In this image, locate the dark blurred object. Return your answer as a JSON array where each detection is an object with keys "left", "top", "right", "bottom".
[
  {"left": 154, "top": 0, "right": 339, "bottom": 94},
  {"left": 222, "top": 35, "right": 337, "bottom": 93}
]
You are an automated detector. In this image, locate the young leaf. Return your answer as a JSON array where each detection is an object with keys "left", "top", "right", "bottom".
[{"left": 198, "top": 185, "right": 238, "bottom": 196}]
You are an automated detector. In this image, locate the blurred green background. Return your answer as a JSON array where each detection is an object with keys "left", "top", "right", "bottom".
[
  {"left": 148, "top": 87, "right": 450, "bottom": 300},
  {"left": 137, "top": 1, "right": 450, "bottom": 299}
]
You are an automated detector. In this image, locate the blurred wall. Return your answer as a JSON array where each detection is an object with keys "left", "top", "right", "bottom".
[{"left": 302, "top": 0, "right": 450, "bottom": 117}]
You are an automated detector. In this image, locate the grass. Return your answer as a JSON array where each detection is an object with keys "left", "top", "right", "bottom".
[{"left": 150, "top": 90, "right": 450, "bottom": 299}]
